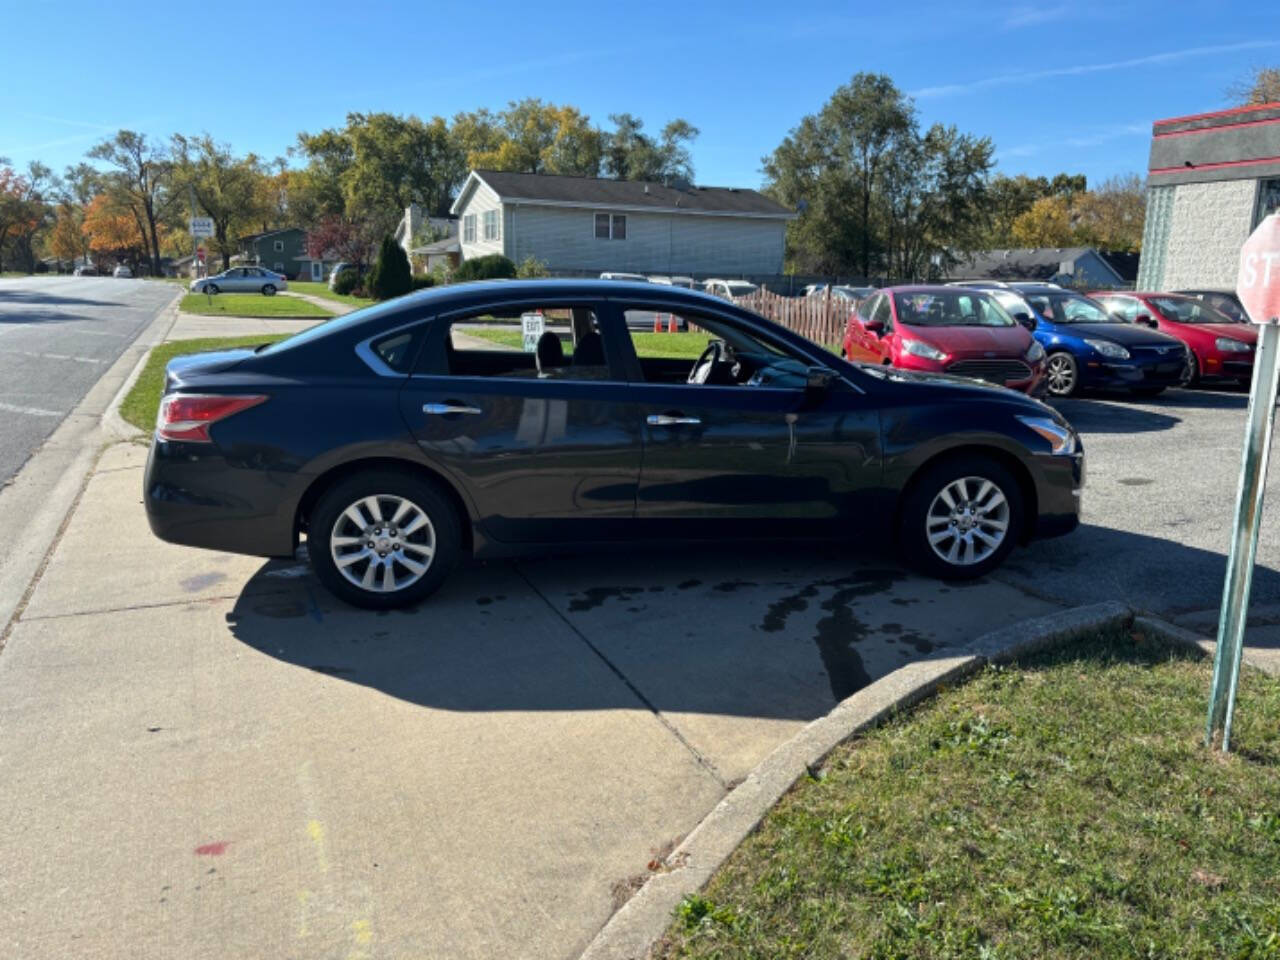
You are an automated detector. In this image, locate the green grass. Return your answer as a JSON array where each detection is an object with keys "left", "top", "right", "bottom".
[
  {"left": 119, "top": 335, "right": 288, "bottom": 433},
  {"left": 468, "top": 328, "right": 716, "bottom": 360},
  {"left": 287, "top": 281, "right": 375, "bottom": 308},
  {"left": 659, "top": 631, "right": 1280, "bottom": 960},
  {"left": 178, "top": 293, "right": 334, "bottom": 318}
]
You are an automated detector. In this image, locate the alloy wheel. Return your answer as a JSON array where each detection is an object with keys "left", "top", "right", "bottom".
[
  {"left": 329, "top": 494, "right": 436, "bottom": 593},
  {"left": 925, "top": 476, "right": 1010, "bottom": 567},
  {"left": 1045, "top": 354, "right": 1075, "bottom": 396}
]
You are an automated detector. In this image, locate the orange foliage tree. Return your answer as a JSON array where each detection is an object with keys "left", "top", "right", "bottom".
[{"left": 82, "top": 194, "right": 145, "bottom": 264}]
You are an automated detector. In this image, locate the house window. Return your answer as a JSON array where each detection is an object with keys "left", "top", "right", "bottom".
[
  {"left": 594, "top": 212, "right": 626, "bottom": 240},
  {"left": 273, "top": 262, "right": 284, "bottom": 272},
  {"left": 273, "top": 239, "right": 284, "bottom": 252},
  {"left": 1255, "top": 178, "right": 1280, "bottom": 230},
  {"left": 463, "top": 214, "right": 476, "bottom": 244},
  {"left": 483, "top": 209, "right": 500, "bottom": 242}
]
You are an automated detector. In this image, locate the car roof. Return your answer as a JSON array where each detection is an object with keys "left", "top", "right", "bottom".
[
  {"left": 389, "top": 277, "right": 741, "bottom": 308},
  {"left": 882, "top": 284, "right": 996, "bottom": 294}
]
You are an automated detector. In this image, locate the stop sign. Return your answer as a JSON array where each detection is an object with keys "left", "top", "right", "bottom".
[
  {"left": 196, "top": 248, "right": 205, "bottom": 262},
  {"left": 1238, "top": 212, "right": 1280, "bottom": 324}
]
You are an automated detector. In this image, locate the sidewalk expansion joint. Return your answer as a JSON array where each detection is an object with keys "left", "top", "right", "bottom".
[
  {"left": 512, "top": 561, "right": 729, "bottom": 791},
  {"left": 16, "top": 589, "right": 286, "bottom": 624}
]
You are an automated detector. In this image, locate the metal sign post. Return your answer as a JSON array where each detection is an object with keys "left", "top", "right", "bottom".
[{"left": 1206, "top": 213, "right": 1280, "bottom": 751}]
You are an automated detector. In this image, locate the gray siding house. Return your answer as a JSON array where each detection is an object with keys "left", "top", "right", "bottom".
[
  {"left": 1138, "top": 100, "right": 1280, "bottom": 290},
  {"left": 449, "top": 170, "right": 795, "bottom": 276},
  {"left": 944, "top": 247, "right": 1137, "bottom": 288}
]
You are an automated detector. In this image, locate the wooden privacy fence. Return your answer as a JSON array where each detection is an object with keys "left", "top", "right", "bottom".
[{"left": 728, "top": 289, "right": 853, "bottom": 349}]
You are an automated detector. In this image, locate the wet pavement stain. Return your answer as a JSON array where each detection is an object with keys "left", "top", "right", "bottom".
[
  {"left": 761, "top": 585, "right": 820, "bottom": 633},
  {"left": 677, "top": 579, "right": 702, "bottom": 590},
  {"left": 181, "top": 572, "right": 226, "bottom": 592},
  {"left": 569, "top": 586, "right": 646, "bottom": 612},
  {"left": 903, "top": 632, "right": 935, "bottom": 653},
  {"left": 714, "top": 580, "right": 759, "bottom": 593},
  {"left": 891, "top": 597, "right": 918, "bottom": 606},
  {"left": 879, "top": 623, "right": 903, "bottom": 634},
  {"left": 476, "top": 597, "right": 493, "bottom": 606}
]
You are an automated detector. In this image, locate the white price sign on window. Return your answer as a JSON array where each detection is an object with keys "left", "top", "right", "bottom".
[{"left": 521, "top": 312, "right": 545, "bottom": 352}]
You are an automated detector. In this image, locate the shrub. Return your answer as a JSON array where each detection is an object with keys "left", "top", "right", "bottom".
[
  {"left": 331, "top": 268, "right": 363, "bottom": 296},
  {"left": 410, "top": 275, "right": 436, "bottom": 291},
  {"left": 367, "top": 235, "right": 413, "bottom": 300},
  {"left": 516, "top": 255, "right": 549, "bottom": 279},
  {"left": 452, "top": 253, "right": 516, "bottom": 283}
]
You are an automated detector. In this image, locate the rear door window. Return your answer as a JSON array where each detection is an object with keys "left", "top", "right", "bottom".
[{"left": 423, "top": 305, "right": 619, "bottom": 381}]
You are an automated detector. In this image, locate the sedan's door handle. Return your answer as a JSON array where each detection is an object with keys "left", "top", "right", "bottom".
[
  {"left": 423, "top": 402, "right": 483, "bottom": 416},
  {"left": 647, "top": 413, "right": 701, "bottom": 426}
]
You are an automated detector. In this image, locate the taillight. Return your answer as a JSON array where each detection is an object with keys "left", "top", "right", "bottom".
[{"left": 156, "top": 394, "right": 267, "bottom": 442}]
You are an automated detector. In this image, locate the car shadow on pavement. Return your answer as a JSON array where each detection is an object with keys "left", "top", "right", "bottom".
[
  {"left": 1155, "top": 388, "right": 1250, "bottom": 410},
  {"left": 223, "top": 540, "right": 1048, "bottom": 722},
  {"left": 998, "top": 522, "right": 1280, "bottom": 636},
  {"left": 1048, "top": 397, "right": 1182, "bottom": 433}
]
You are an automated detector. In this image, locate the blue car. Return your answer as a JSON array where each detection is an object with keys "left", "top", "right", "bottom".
[{"left": 953, "top": 282, "right": 1188, "bottom": 398}]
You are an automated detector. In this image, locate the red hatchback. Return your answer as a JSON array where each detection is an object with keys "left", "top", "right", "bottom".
[
  {"left": 1091, "top": 292, "right": 1257, "bottom": 385},
  {"left": 845, "top": 286, "right": 1046, "bottom": 394}
]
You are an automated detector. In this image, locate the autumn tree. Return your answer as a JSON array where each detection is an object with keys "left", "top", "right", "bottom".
[
  {"left": 1010, "top": 194, "right": 1075, "bottom": 247},
  {"left": 88, "top": 131, "right": 176, "bottom": 276},
  {"left": 305, "top": 215, "right": 379, "bottom": 273},
  {"left": 1071, "top": 174, "right": 1146, "bottom": 252},
  {"left": 461, "top": 99, "right": 604, "bottom": 177},
  {"left": 47, "top": 202, "right": 90, "bottom": 267},
  {"left": 983, "top": 173, "right": 1086, "bottom": 247},
  {"left": 1229, "top": 66, "right": 1280, "bottom": 106},
  {"left": 0, "top": 162, "right": 54, "bottom": 273},
  {"left": 0, "top": 165, "right": 32, "bottom": 273},
  {"left": 172, "top": 134, "right": 273, "bottom": 270},
  {"left": 600, "top": 114, "right": 699, "bottom": 182},
  {"left": 82, "top": 193, "right": 146, "bottom": 266}
]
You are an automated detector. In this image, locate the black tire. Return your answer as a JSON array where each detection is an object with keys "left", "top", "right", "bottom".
[
  {"left": 898, "top": 455, "right": 1024, "bottom": 581},
  {"left": 1044, "top": 351, "right": 1078, "bottom": 397},
  {"left": 205, "top": 283, "right": 220, "bottom": 295},
  {"left": 1184, "top": 351, "right": 1201, "bottom": 387},
  {"left": 309, "top": 470, "right": 462, "bottom": 609},
  {"left": 262, "top": 284, "right": 276, "bottom": 296}
]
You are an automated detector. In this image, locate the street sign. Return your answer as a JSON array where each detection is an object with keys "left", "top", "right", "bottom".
[
  {"left": 189, "top": 217, "right": 214, "bottom": 239},
  {"left": 1238, "top": 213, "right": 1280, "bottom": 325},
  {"left": 196, "top": 247, "right": 205, "bottom": 262},
  {"left": 522, "top": 312, "right": 545, "bottom": 353},
  {"left": 1206, "top": 213, "right": 1280, "bottom": 751}
]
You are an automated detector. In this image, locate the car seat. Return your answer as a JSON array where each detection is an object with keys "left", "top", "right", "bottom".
[{"left": 535, "top": 331, "right": 565, "bottom": 376}]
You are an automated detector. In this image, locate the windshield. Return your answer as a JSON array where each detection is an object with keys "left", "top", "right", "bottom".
[
  {"left": 1149, "top": 296, "right": 1238, "bottom": 324},
  {"left": 893, "top": 290, "right": 1014, "bottom": 327},
  {"left": 990, "top": 291, "right": 1034, "bottom": 316},
  {"left": 1025, "top": 293, "right": 1117, "bottom": 324}
]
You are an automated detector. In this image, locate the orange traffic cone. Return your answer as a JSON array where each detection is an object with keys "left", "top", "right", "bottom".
[
  {"left": 653, "top": 313, "right": 663, "bottom": 333},
  {"left": 667, "top": 314, "right": 678, "bottom": 333}
]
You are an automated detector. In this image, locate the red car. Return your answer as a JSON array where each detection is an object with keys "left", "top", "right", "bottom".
[
  {"left": 1091, "top": 291, "right": 1257, "bottom": 385},
  {"left": 845, "top": 286, "right": 1046, "bottom": 394}
]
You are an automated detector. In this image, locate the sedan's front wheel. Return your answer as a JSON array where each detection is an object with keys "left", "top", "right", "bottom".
[
  {"left": 899, "top": 456, "right": 1023, "bottom": 580},
  {"left": 309, "top": 471, "right": 461, "bottom": 609},
  {"left": 262, "top": 284, "right": 276, "bottom": 296},
  {"left": 204, "top": 283, "right": 220, "bottom": 295}
]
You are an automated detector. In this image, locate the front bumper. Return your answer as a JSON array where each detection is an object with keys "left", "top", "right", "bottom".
[
  {"left": 1030, "top": 446, "right": 1084, "bottom": 541},
  {"left": 1080, "top": 356, "right": 1186, "bottom": 391}
]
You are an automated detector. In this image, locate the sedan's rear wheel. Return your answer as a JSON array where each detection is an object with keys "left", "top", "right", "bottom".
[
  {"left": 205, "top": 283, "right": 220, "bottom": 295},
  {"left": 310, "top": 471, "right": 461, "bottom": 609},
  {"left": 1044, "top": 352, "right": 1078, "bottom": 397},
  {"left": 262, "top": 284, "right": 276, "bottom": 296},
  {"left": 899, "top": 456, "right": 1023, "bottom": 580}
]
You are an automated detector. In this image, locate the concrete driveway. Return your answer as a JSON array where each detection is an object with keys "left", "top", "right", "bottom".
[{"left": 1, "top": 377, "right": 1277, "bottom": 958}]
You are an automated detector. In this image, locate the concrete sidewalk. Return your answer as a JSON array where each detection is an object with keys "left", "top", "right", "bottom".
[{"left": 0, "top": 439, "right": 1059, "bottom": 959}]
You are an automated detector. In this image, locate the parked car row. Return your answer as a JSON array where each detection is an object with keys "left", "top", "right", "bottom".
[
  {"left": 599, "top": 271, "right": 760, "bottom": 299},
  {"left": 839, "top": 280, "right": 1255, "bottom": 399}
]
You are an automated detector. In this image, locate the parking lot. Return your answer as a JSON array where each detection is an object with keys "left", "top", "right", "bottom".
[{"left": 1, "top": 366, "right": 1277, "bottom": 958}]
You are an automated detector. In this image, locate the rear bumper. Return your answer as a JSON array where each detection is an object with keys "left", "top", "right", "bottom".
[{"left": 144, "top": 440, "right": 298, "bottom": 558}]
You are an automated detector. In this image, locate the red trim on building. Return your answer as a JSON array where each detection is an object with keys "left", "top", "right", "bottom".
[
  {"left": 1154, "top": 100, "right": 1280, "bottom": 127},
  {"left": 1153, "top": 115, "right": 1280, "bottom": 139},
  {"left": 1149, "top": 154, "right": 1280, "bottom": 176}
]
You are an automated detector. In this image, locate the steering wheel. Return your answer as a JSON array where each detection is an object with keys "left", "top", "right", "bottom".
[{"left": 688, "top": 340, "right": 726, "bottom": 384}]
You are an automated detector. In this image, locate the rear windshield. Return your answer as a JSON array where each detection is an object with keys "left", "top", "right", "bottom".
[
  {"left": 893, "top": 290, "right": 1013, "bottom": 327},
  {"left": 1024, "top": 293, "right": 1117, "bottom": 324},
  {"left": 256, "top": 298, "right": 416, "bottom": 355}
]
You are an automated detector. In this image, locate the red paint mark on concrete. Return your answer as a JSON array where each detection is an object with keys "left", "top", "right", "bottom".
[{"left": 194, "top": 841, "right": 230, "bottom": 856}]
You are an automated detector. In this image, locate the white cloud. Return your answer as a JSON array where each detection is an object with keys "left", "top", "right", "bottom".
[
  {"left": 1003, "top": 4, "right": 1071, "bottom": 29},
  {"left": 997, "top": 122, "right": 1150, "bottom": 162},
  {"left": 912, "top": 40, "right": 1279, "bottom": 99}
]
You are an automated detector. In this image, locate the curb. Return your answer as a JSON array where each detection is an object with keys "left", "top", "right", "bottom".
[
  {"left": 579, "top": 600, "right": 1136, "bottom": 960},
  {"left": 102, "top": 296, "right": 183, "bottom": 441}
]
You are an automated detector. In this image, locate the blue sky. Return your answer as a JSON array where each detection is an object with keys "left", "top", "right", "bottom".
[{"left": 2, "top": 0, "right": 1276, "bottom": 191}]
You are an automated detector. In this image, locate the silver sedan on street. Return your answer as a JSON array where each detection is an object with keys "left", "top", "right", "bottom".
[{"left": 190, "top": 266, "right": 288, "bottom": 295}]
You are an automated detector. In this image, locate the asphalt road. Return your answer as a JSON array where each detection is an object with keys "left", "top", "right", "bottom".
[{"left": 0, "top": 275, "right": 178, "bottom": 484}]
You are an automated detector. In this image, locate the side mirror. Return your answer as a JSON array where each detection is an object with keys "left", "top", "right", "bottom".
[
  {"left": 803, "top": 365, "right": 837, "bottom": 406},
  {"left": 1136, "top": 314, "right": 1158, "bottom": 329},
  {"left": 864, "top": 318, "right": 884, "bottom": 335},
  {"left": 1014, "top": 312, "right": 1037, "bottom": 331}
]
